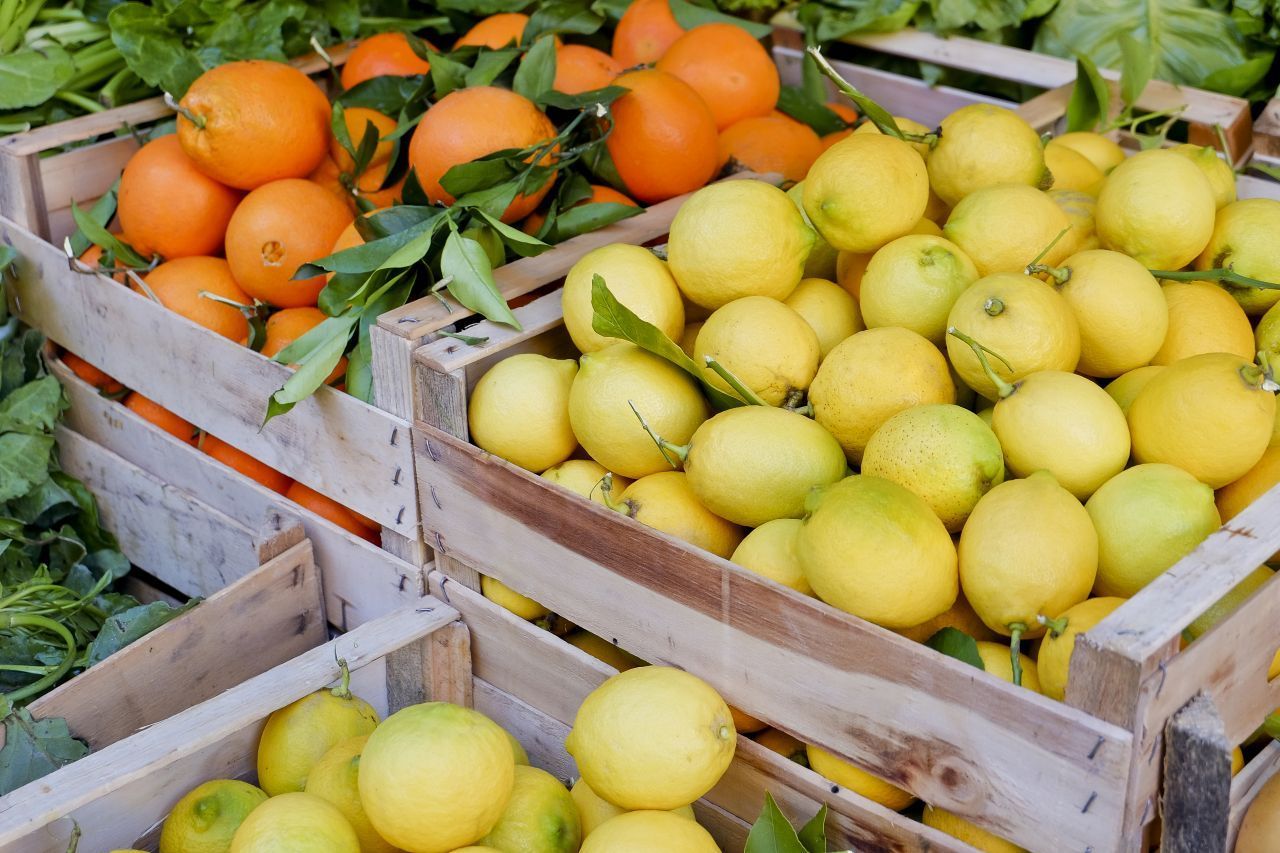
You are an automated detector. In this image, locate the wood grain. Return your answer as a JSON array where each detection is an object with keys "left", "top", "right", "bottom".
[{"left": 1159, "top": 695, "right": 1231, "bottom": 853}]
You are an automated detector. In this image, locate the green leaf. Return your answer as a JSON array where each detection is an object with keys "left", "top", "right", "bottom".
[
  {"left": 0, "top": 434, "right": 54, "bottom": 503},
  {"left": 439, "top": 330, "right": 490, "bottom": 345},
  {"left": 539, "top": 84, "right": 628, "bottom": 109},
  {"left": 427, "top": 49, "right": 468, "bottom": 97},
  {"left": 797, "top": 804, "right": 828, "bottom": 853},
  {"left": 925, "top": 627, "right": 985, "bottom": 670},
  {"left": 1065, "top": 54, "right": 1109, "bottom": 133},
  {"left": 67, "top": 182, "right": 121, "bottom": 260},
  {"left": 265, "top": 316, "right": 358, "bottom": 422},
  {"left": 745, "top": 793, "right": 808, "bottom": 853},
  {"left": 441, "top": 157, "right": 520, "bottom": 198},
  {"left": 85, "top": 600, "right": 199, "bottom": 666},
  {"left": 0, "top": 46, "right": 76, "bottom": 110},
  {"left": 70, "top": 203, "right": 148, "bottom": 269},
  {"left": 452, "top": 181, "right": 520, "bottom": 222},
  {"left": 466, "top": 48, "right": 520, "bottom": 87},
  {"left": 514, "top": 34, "right": 557, "bottom": 102},
  {"left": 0, "top": 247, "right": 15, "bottom": 277},
  {"left": 0, "top": 378, "right": 66, "bottom": 436},
  {"left": 476, "top": 211, "right": 551, "bottom": 258},
  {"left": 1118, "top": 33, "right": 1154, "bottom": 111},
  {"left": 338, "top": 74, "right": 432, "bottom": 113},
  {"left": 549, "top": 201, "right": 642, "bottom": 241},
  {"left": 801, "top": 0, "right": 922, "bottom": 42},
  {"left": 525, "top": 1, "right": 605, "bottom": 40},
  {"left": 776, "top": 86, "right": 846, "bottom": 136},
  {"left": 668, "top": 0, "right": 771, "bottom": 37},
  {"left": 0, "top": 708, "right": 89, "bottom": 796},
  {"left": 440, "top": 230, "right": 522, "bottom": 329}
]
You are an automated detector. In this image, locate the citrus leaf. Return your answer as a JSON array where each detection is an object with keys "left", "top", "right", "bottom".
[
  {"left": 439, "top": 330, "right": 490, "bottom": 345},
  {"left": 745, "top": 793, "right": 808, "bottom": 853},
  {"left": 1065, "top": 53, "right": 1109, "bottom": 133},
  {"left": 539, "top": 84, "right": 627, "bottom": 109},
  {"left": 70, "top": 203, "right": 148, "bottom": 269},
  {"left": 0, "top": 46, "right": 76, "bottom": 110},
  {"left": 475, "top": 210, "right": 551, "bottom": 257},
  {"left": 776, "top": 86, "right": 846, "bottom": 136},
  {"left": 264, "top": 316, "right": 357, "bottom": 422},
  {"left": 669, "top": 0, "right": 770, "bottom": 37},
  {"left": 441, "top": 156, "right": 520, "bottom": 198},
  {"left": 441, "top": 230, "right": 521, "bottom": 329},
  {"left": 426, "top": 49, "right": 468, "bottom": 97},
  {"left": 67, "top": 181, "right": 121, "bottom": 259},
  {"left": 466, "top": 48, "right": 520, "bottom": 87},
  {"left": 926, "top": 626, "right": 985, "bottom": 670},
  {"left": 549, "top": 201, "right": 642, "bottom": 242},
  {"left": 1118, "top": 33, "right": 1154, "bottom": 111},
  {"left": 798, "top": 804, "right": 828, "bottom": 853},
  {"left": 524, "top": 0, "right": 605, "bottom": 40},
  {"left": 514, "top": 33, "right": 557, "bottom": 102}
]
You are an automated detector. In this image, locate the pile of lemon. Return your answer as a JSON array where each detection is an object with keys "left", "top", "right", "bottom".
[
  {"left": 139, "top": 663, "right": 733, "bottom": 853},
  {"left": 467, "top": 102, "right": 1280, "bottom": 851}
]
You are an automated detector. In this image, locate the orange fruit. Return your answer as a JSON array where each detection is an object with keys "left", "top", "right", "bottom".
[
  {"left": 612, "top": 0, "right": 684, "bottom": 67},
  {"left": 522, "top": 184, "right": 637, "bottom": 236},
  {"left": 656, "top": 23, "right": 779, "bottom": 131},
  {"left": 605, "top": 69, "right": 718, "bottom": 204},
  {"left": 61, "top": 352, "right": 124, "bottom": 394},
  {"left": 77, "top": 234, "right": 130, "bottom": 283},
  {"left": 125, "top": 393, "right": 197, "bottom": 445},
  {"left": 329, "top": 107, "right": 402, "bottom": 205},
  {"left": 308, "top": 157, "right": 354, "bottom": 211},
  {"left": 178, "top": 60, "right": 332, "bottom": 190},
  {"left": 454, "top": 13, "right": 531, "bottom": 49},
  {"left": 717, "top": 115, "right": 821, "bottom": 183},
  {"left": 262, "top": 306, "right": 348, "bottom": 385},
  {"left": 819, "top": 102, "right": 858, "bottom": 152},
  {"left": 341, "top": 32, "right": 433, "bottom": 90},
  {"left": 408, "top": 86, "right": 558, "bottom": 223},
  {"left": 136, "top": 256, "right": 252, "bottom": 343},
  {"left": 225, "top": 179, "right": 354, "bottom": 308},
  {"left": 202, "top": 435, "right": 292, "bottom": 494},
  {"left": 285, "top": 482, "right": 380, "bottom": 543},
  {"left": 553, "top": 44, "right": 623, "bottom": 94},
  {"left": 117, "top": 134, "right": 242, "bottom": 260}
]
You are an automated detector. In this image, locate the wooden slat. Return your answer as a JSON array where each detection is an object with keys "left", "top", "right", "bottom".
[
  {"left": 386, "top": 619, "right": 473, "bottom": 711},
  {"left": 38, "top": 134, "right": 140, "bottom": 241},
  {"left": 1229, "top": 741, "right": 1280, "bottom": 846},
  {"left": 1159, "top": 695, "right": 1231, "bottom": 852},
  {"left": 1255, "top": 99, "right": 1280, "bottom": 159},
  {"left": 0, "top": 150, "right": 45, "bottom": 238}
]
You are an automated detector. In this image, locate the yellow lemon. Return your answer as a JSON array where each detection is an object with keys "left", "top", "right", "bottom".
[
  {"left": 507, "top": 729, "right": 531, "bottom": 765},
  {"left": 859, "top": 234, "right": 979, "bottom": 344},
  {"left": 481, "top": 766, "right": 582, "bottom": 853},
  {"left": 678, "top": 321, "right": 702, "bottom": 359},
  {"left": 975, "top": 641, "right": 1041, "bottom": 693},
  {"left": 1096, "top": 148, "right": 1216, "bottom": 269},
  {"left": 569, "top": 343, "right": 708, "bottom": 480},
  {"left": 1196, "top": 198, "right": 1280, "bottom": 315},
  {"left": 481, "top": 575, "right": 551, "bottom": 621},
  {"left": 798, "top": 475, "right": 958, "bottom": 628},
  {"left": 1049, "top": 132, "right": 1125, "bottom": 173},
  {"left": 693, "top": 296, "right": 819, "bottom": 406},
  {"left": 928, "top": 104, "right": 1049, "bottom": 207},
  {"left": 1106, "top": 365, "right": 1165, "bottom": 414},
  {"left": 730, "top": 518, "right": 810, "bottom": 594},
  {"left": 959, "top": 471, "right": 1097, "bottom": 637},
  {"left": 565, "top": 631, "right": 646, "bottom": 671},
  {"left": 541, "top": 459, "right": 630, "bottom": 506},
  {"left": 1036, "top": 596, "right": 1127, "bottom": 701},
  {"left": 943, "top": 184, "right": 1072, "bottom": 277},
  {"left": 806, "top": 744, "right": 915, "bottom": 811},
  {"left": 896, "top": 591, "right": 999, "bottom": 644},
  {"left": 360, "top": 702, "right": 516, "bottom": 853},
  {"left": 1187, "top": 566, "right": 1275, "bottom": 639},
  {"left": 256, "top": 680, "right": 378, "bottom": 796},
  {"left": 803, "top": 133, "right": 929, "bottom": 252},
  {"left": 783, "top": 277, "right": 864, "bottom": 359},
  {"left": 1128, "top": 352, "right": 1276, "bottom": 488},
  {"left": 566, "top": 665, "right": 735, "bottom": 810},
  {"left": 753, "top": 728, "right": 807, "bottom": 762},
  {"left": 1171, "top": 144, "right": 1237, "bottom": 209},
  {"left": 305, "top": 736, "right": 401, "bottom": 853},
  {"left": 228, "top": 792, "right": 359, "bottom": 853},
  {"left": 1151, "top": 279, "right": 1256, "bottom": 365},
  {"left": 852, "top": 114, "right": 933, "bottom": 159},
  {"left": 580, "top": 811, "right": 717, "bottom": 852},
  {"left": 922, "top": 804, "right": 1026, "bottom": 853},
  {"left": 668, "top": 180, "right": 813, "bottom": 309},
  {"left": 619, "top": 471, "right": 744, "bottom": 558},
  {"left": 834, "top": 218, "right": 942, "bottom": 299},
  {"left": 810, "top": 327, "right": 955, "bottom": 463},
  {"left": 1258, "top": 299, "right": 1280, "bottom": 363},
  {"left": 469, "top": 354, "right": 578, "bottom": 472},
  {"left": 1045, "top": 143, "right": 1104, "bottom": 195},
  {"left": 1048, "top": 188, "right": 1099, "bottom": 257},
  {"left": 1236, "top": 767, "right": 1280, "bottom": 852},
  {"left": 788, "top": 181, "right": 838, "bottom": 280},
  {"left": 160, "top": 779, "right": 268, "bottom": 853},
  {"left": 562, "top": 244, "right": 684, "bottom": 352},
  {"left": 570, "top": 778, "right": 695, "bottom": 837}
]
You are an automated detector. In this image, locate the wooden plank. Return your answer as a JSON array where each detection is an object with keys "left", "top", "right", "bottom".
[
  {"left": 1229, "top": 741, "right": 1280, "bottom": 846},
  {"left": 1255, "top": 98, "right": 1280, "bottom": 159},
  {"left": 1159, "top": 695, "right": 1231, "bottom": 853},
  {"left": 412, "top": 425, "right": 1133, "bottom": 853},
  {"left": 386, "top": 619, "right": 473, "bottom": 711},
  {"left": 0, "top": 150, "right": 47, "bottom": 239},
  {"left": 39, "top": 135, "right": 140, "bottom": 236},
  {"left": 1238, "top": 173, "right": 1280, "bottom": 201}
]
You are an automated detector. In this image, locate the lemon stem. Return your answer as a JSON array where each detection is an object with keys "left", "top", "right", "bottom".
[
  {"left": 1026, "top": 262, "right": 1071, "bottom": 285},
  {"left": 163, "top": 91, "right": 205, "bottom": 129},
  {"left": 331, "top": 657, "right": 353, "bottom": 700},
  {"left": 983, "top": 297, "right": 1004, "bottom": 317},
  {"left": 1008, "top": 622, "right": 1027, "bottom": 687},
  {"left": 596, "top": 472, "right": 625, "bottom": 513},
  {"left": 1036, "top": 613, "right": 1069, "bottom": 639},
  {"left": 804, "top": 46, "right": 936, "bottom": 147},
  {"left": 704, "top": 356, "right": 770, "bottom": 407},
  {"left": 65, "top": 823, "right": 80, "bottom": 853},
  {"left": 1263, "top": 712, "right": 1280, "bottom": 741},
  {"left": 1025, "top": 227, "right": 1070, "bottom": 270},
  {"left": 946, "top": 327, "right": 1017, "bottom": 399},
  {"left": 628, "top": 400, "right": 688, "bottom": 468},
  {"left": 1257, "top": 351, "right": 1279, "bottom": 391},
  {"left": 1151, "top": 267, "right": 1280, "bottom": 291}
]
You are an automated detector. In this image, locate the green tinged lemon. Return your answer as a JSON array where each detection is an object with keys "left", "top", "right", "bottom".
[
  {"left": 1171, "top": 144, "right": 1237, "bottom": 209},
  {"left": 228, "top": 793, "right": 359, "bottom": 853},
  {"left": 481, "top": 766, "right": 582, "bottom": 853},
  {"left": 305, "top": 736, "right": 401, "bottom": 853},
  {"left": 1105, "top": 366, "right": 1165, "bottom": 414},
  {"left": 256, "top": 683, "right": 378, "bottom": 796},
  {"left": 160, "top": 780, "right": 268, "bottom": 853},
  {"left": 1196, "top": 198, "right": 1280, "bottom": 315},
  {"left": 859, "top": 234, "right": 979, "bottom": 344}
]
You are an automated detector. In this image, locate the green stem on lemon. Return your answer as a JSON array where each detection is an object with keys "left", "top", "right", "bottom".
[
  {"left": 983, "top": 297, "right": 1004, "bottom": 317},
  {"left": 65, "top": 823, "right": 81, "bottom": 853},
  {"left": 1263, "top": 712, "right": 1280, "bottom": 741},
  {"left": 628, "top": 400, "right": 689, "bottom": 469},
  {"left": 1025, "top": 227, "right": 1071, "bottom": 271},
  {"left": 703, "top": 356, "right": 770, "bottom": 407},
  {"left": 1150, "top": 267, "right": 1280, "bottom": 291},
  {"left": 331, "top": 657, "right": 353, "bottom": 700},
  {"left": 1037, "top": 613, "right": 1069, "bottom": 639},
  {"left": 1008, "top": 621, "right": 1027, "bottom": 687},
  {"left": 804, "top": 46, "right": 937, "bottom": 147},
  {"left": 163, "top": 91, "right": 205, "bottom": 130},
  {"left": 595, "top": 472, "right": 626, "bottom": 514},
  {"left": 1026, "top": 262, "right": 1072, "bottom": 286},
  {"left": 946, "top": 327, "right": 1017, "bottom": 399}
]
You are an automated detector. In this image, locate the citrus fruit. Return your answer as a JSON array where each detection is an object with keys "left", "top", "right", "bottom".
[
  {"left": 833, "top": 218, "right": 941, "bottom": 299},
  {"left": 482, "top": 575, "right": 551, "bottom": 621},
  {"left": 580, "top": 811, "right": 717, "bottom": 852},
  {"left": 1048, "top": 188, "right": 1099, "bottom": 256},
  {"left": 782, "top": 277, "right": 862, "bottom": 358},
  {"left": 305, "top": 736, "right": 401, "bottom": 853},
  {"left": 178, "top": 60, "right": 331, "bottom": 190},
  {"left": 862, "top": 403, "right": 1005, "bottom": 532},
  {"left": 922, "top": 804, "right": 1024, "bottom": 853},
  {"left": 571, "top": 778, "right": 694, "bottom": 838},
  {"left": 1036, "top": 596, "right": 1126, "bottom": 701},
  {"left": 717, "top": 114, "right": 822, "bottom": 183},
  {"left": 611, "top": 0, "right": 684, "bottom": 66},
  {"left": 975, "top": 640, "right": 1041, "bottom": 692},
  {"left": 139, "top": 256, "right": 251, "bottom": 343},
  {"left": 228, "top": 792, "right": 358, "bottom": 852},
  {"left": 693, "top": 296, "right": 819, "bottom": 405},
  {"left": 959, "top": 470, "right": 1097, "bottom": 638},
  {"left": 202, "top": 435, "right": 292, "bottom": 494},
  {"left": 361, "top": 703, "right": 515, "bottom": 852},
  {"left": 1045, "top": 142, "right": 1104, "bottom": 195},
  {"left": 541, "top": 459, "right": 630, "bottom": 505},
  {"left": 1196, "top": 198, "right": 1280, "bottom": 315},
  {"left": 806, "top": 744, "right": 914, "bottom": 811},
  {"left": 754, "top": 728, "right": 806, "bottom": 762},
  {"left": 118, "top": 134, "right": 242, "bottom": 260},
  {"left": 565, "top": 632, "right": 645, "bottom": 672},
  {"left": 1237, "top": 771, "right": 1280, "bottom": 853},
  {"left": 1152, "top": 279, "right": 1255, "bottom": 365},
  {"left": 859, "top": 234, "right": 979, "bottom": 344},
  {"left": 569, "top": 343, "right": 708, "bottom": 479},
  {"left": 566, "top": 665, "right": 735, "bottom": 810},
  {"left": 1170, "top": 144, "right": 1236, "bottom": 209},
  {"left": 455, "top": 13, "right": 531, "bottom": 49},
  {"left": 786, "top": 182, "right": 839, "bottom": 280},
  {"left": 852, "top": 114, "right": 932, "bottom": 159},
  {"left": 553, "top": 44, "right": 622, "bottom": 94},
  {"left": 803, "top": 133, "right": 929, "bottom": 253},
  {"left": 1187, "top": 567, "right": 1275, "bottom": 639},
  {"left": 1217, "top": 446, "right": 1280, "bottom": 561},
  {"left": 730, "top": 518, "right": 810, "bottom": 595},
  {"left": 330, "top": 107, "right": 397, "bottom": 195},
  {"left": 656, "top": 23, "right": 778, "bottom": 131},
  {"left": 928, "top": 104, "right": 1049, "bottom": 207},
  {"left": 810, "top": 327, "right": 955, "bottom": 463},
  {"left": 1259, "top": 299, "right": 1280, "bottom": 364},
  {"left": 618, "top": 471, "right": 744, "bottom": 558},
  {"left": 1106, "top": 365, "right": 1165, "bottom": 414},
  {"left": 1095, "top": 148, "right": 1216, "bottom": 269},
  {"left": 61, "top": 352, "right": 124, "bottom": 394},
  {"left": 469, "top": 353, "right": 578, "bottom": 473},
  {"left": 943, "top": 184, "right": 1071, "bottom": 277},
  {"left": 1048, "top": 132, "right": 1125, "bottom": 173},
  {"left": 818, "top": 101, "right": 858, "bottom": 152},
  {"left": 125, "top": 393, "right": 197, "bottom": 445},
  {"left": 667, "top": 179, "right": 813, "bottom": 309},
  {"left": 285, "top": 482, "right": 380, "bottom": 542},
  {"left": 896, "top": 591, "right": 998, "bottom": 644},
  {"left": 160, "top": 779, "right": 268, "bottom": 853},
  {"left": 480, "top": 766, "right": 582, "bottom": 853},
  {"left": 605, "top": 69, "right": 718, "bottom": 204},
  {"left": 341, "top": 32, "right": 433, "bottom": 89},
  {"left": 257, "top": 676, "right": 378, "bottom": 796},
  {"left": 261, "top": 306, "right": 347, "bottom": 385},
  {"left": 563, "top": 244, "right": 684, "bottom": 353},
  {"left": 798, "top": 475, "right": 958, "bottom": 628}
]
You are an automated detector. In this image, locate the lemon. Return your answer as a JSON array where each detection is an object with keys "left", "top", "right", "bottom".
[
  {"left": 1049, "top": 132, "right": 1125, "bottom": 173},
  {"left": 943, "top": 184, "right": 1071, "bottom": 277},
  {"left": 783, "top": 277, "right": 863, "bottom": 358},
  {"left": 861, "top": 404, "right": 1004, "bottom": 532},
  {"left": 619, "top": 471, "right": 743, "bottom": 558},
  {"left": 566, "top": 631, "right": 646, "bottom": 671},
  {"left": 754, "top": 728, "right": 806, "bottom": 762},
  {"left": 922, "top": 804, "right": 1025, "bottom": 853},
  {"left": 1128, "top": 352, "right": 1276, "bottom": 488},
  {"left": 730, "top": 518, "right": 810, "bottom": 594},
  {"left": 1170, "top": 144, "right": 1236, "bottom": 210},
  {"left": 803, "top": 133, "right": 929, "bottom": 252},
  {"left": 1096, "top": 149, "right": 1216, "bottom": 269},
  {"left": 1151, "top": 279, "right": 1255, "bottom": 365},
  {"left": 580, "top": 811, "right": 718, "bottom": 852},
  {"left": 1105, "top": 365, "right": 1165, "bottom": 414},
  {"left": 541, "top": 459, "right": 630, "bottom": 506},
  {"left": 1236, "top": 768, "right": 1280, "bottom": 852},
  {"left": 1234, "top": 748, "right": 1245, "bottom": 776},
  {"left": 1187, "top": 566, "right": 1275, "bottom": 638},
  {"left": 257, "top": 680, "right": 378, "bottom": 796},
  {"left": 682, "top": 406, "right": 847, "bottom": 527},
  {"left": 469, "top": 354, "right": 578, "bottom": 472},
  {"left": 305, "top": 736, "right": 401, "bottom": 853},
  {"left": 482, "top": 575, "right": 551, "bottom": 621},
  {"left": 1047, "top": 250, "right": 1167, "bottom": 377},
  {"left": 1217, "top": 446, "right": 1280, "bottom": 562},
  {"left": 228, "top": 792, "right": 359, "bottom": 853},
  {"left": 678, "top": 321, "right": 702, "bottom": 359},
  {"left": 693, "top": 296, "right": 819, "bottom": 406},
  {"left": 852, "top": 114, "right": 933, "bottom": 158},
  {"left": 798, "top": 475, "right": 957, "bottom": 628},
  {"left": 1036, "top": 596, "right": 1126, "bottom": 701},
  {"left": 806, "top": 744, "right": 914, "bottom": 811},
  {"left": 1259, "top": 299, "right": 1280, "bottom": 361},
  {"left": 668, "top": 180, "right": 813, "bottom": 309},
  {"left": 1196, "top": 198, "right": 1280, "bottom": 315},
  {"left": 1045, "top": 143, "right": 1104, "bottom": 195},
  {"left": 1048, "top": 188, "right": 1099, "bottom": 257},
  {"left": 859, "top": 235, "right": 979, "bottom": 344},
  {"left": 810, "top": 327, "right": 955, "bottom": 463},
  {"left": 570, "top": 778, "right": 694, "bottom": 837},
  {"left": 928, "top": 104, "right": 1049, "bottom": 207},
  {"left": 569, "top": 343, "right": 708, "bottom": 480},
  {"left": 361, "top": 702, "right": 515, "bottom": 852},
  {"left": 562, "top": 244, "right": 684, "bottom": 352},
  {"left": 566, "top": 665, "right": 735, "bottom": 810},
  {"left": 959, "top": 471, "right": 1097, "bottom": 637},
  {"left": 834, "top": 218, "right": 942, "bottom": 299},
  {"left": 454, "top": 848, "right": 503, "bottom": 852},
  {"left": 160, "top": 780, "right": 268, "bottom": 853},
  {"left": 788, "top": 182, "right": 838, "bottom": 280},
  {"left": 896, "top": 591, "right": 998, "bottom": 644},
  {"left": 481, "top": 766, "right": 581, "bottom": 853},
  {"left": 991, "top": 371, "right": 1131, "bottom": 499},
  {"left": 507, "top": 729, "right": 531, "bottom": 765},
  {"left": 975, "top": 641, "right": 1041, "bottom": 692},
  {"left": 975, "top": 405, "right": 994, "bottom": 426},
  {"left": 945, "top": 273, "right": 1080, "bottom": 400}
]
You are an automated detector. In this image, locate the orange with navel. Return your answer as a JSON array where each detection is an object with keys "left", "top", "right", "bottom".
[
  {"left": 612, "top": 0, "right": 684, "bottom": 67},
  {"left": 262, "top": 307, "right": 348, "bottom": 385},
  {"left": 202, "top": 435, "right": 293, "bottom": 494},
  {"left": 341, "top": 32, "right": 433, "bottom": 90},
  {"left": 656, "top": 23, "right": 779, "bottom": 131},
  {"left": 136, "top": 256, "right": 252, "bottom": 343}
]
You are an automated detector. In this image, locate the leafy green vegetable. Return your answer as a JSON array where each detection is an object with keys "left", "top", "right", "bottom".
[
  {"left": 925, "top": 626, "right": 986, "bottom": 670},
  {"left": 0, "top": 708, "right": 89, "bottom": 795},
  {"left": 0, "top": 45, "right": 75, "bottom": 110},
  {"left": 670, "top": 0, "right": 773, "bottom": 36},
  {"left": 922, "top": 0, "right": 1056, "bottom": 32}
]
